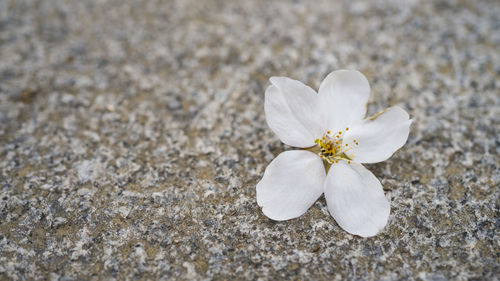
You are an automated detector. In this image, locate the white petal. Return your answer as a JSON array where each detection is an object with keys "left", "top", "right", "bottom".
[
  {"left": 343, "top": 106, "right": 412, "bottom": 164},
  {"left": 265, "top": 77, "right": 325, "bottom": 147},
  {"left": 318, "top": 70, "right": 370, "bottom": 131},
  {"left": 256, "top": 150, "right": 326, "bottom": 221},
  {"left": 324, "top": 161, "right": 390, "bottom": 237}
]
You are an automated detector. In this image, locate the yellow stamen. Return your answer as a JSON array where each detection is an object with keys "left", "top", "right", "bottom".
[{"left": 314, "top": 128, "right": 359, "bottom": 165}]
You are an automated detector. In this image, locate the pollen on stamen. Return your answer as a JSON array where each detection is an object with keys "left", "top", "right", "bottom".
[{"left": 315, "top": 130, "right": 357, "bottom": 164}]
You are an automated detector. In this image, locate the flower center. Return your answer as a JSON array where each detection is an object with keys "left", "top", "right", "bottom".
[{"left": 314, "top": 128, "right": 359, "bottom": 164}]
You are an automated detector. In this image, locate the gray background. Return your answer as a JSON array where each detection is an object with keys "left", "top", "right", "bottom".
[{"left": 0, "top": 0, "right": 499, "bottom": 280}]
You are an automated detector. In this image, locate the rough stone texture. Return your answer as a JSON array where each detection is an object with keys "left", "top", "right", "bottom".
[{"left": 0, "top": 0, "right": 499, "bottom": 280}]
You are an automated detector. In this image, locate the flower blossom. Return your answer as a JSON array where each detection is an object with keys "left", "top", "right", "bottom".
[{"left": 256, "top": 70, "right": 412, "bottom": 237}]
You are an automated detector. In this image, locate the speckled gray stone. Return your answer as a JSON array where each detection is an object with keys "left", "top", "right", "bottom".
[{"left": 0, "top": 0, "right": 499, "bottom": 280}]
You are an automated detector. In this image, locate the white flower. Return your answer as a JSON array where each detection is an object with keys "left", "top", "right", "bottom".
[{"left": 257, "top": 70, "right": 412, "bottom": 237}]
